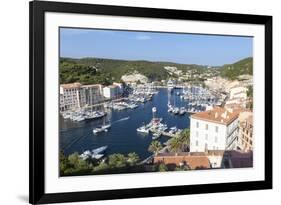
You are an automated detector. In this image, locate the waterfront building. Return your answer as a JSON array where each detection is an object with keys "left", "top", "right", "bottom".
[
  {"left": 81, "top": 84, "right": 104, "bottom": 106},
  {"left": 237, "top": 111, "right": 253, "bottom": 152},
  {"left": 190, "top": 107, "right": 241, "bottom": 152},
  {"left": 103, "top": 85, "right": 119, "bottom": 99},
  {"left": 60, "top": 83, "right": 103, "bottom": 111},
  {"left": 60, "top": 83, "right": 83, "bottom": 111}
]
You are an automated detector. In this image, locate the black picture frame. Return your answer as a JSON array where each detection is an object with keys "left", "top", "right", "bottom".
[{"left": 29, "top": 0, "right": 272, "bottom": 204}]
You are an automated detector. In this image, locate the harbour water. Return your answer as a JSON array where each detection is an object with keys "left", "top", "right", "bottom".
[{"left": 60, "top": 88, "right": 190, "bottom": 160}]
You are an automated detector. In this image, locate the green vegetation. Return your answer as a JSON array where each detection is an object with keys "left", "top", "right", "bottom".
[
  {"left": 59, "top": 56, "right": 253, "bottom": 85},
  {"left": 148, "top": 140, "right": 163, "bottom": 155},
  {"left": 60, "top": 57, "right": 209, "bottom": 85},
  {"left": 247, "top": 85, "right": 253, "bottom": 98},
  {"left": 167, "top": 128, "right": 190, "bottom": 153},
  {"left": 60, "top": 60, "right": 114, "bottom": 85},
  {"left": 60, "top": 151, "right": 143, "bottom": 176},
  {"left": 220, "top": 57, "right": 253, "bottom": 80},
  {"left": 174, "top": 166, "right": 190, "bottom": 171},
  {"left": 127, "top": 152, "right": 140, "bottom": 166},
  {"left": 246, "top": 85, "right": 253, "bottom": 109},
  {"left": 158, "top": 163, "right": 168, "bottom": 172}
]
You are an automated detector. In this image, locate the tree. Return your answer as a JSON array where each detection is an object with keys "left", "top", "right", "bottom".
[
  {"left": 68, "top": 152, "right": 89, "bottom": 170},
  {"left": 174, "top": 166, "right": 189, "bottom": 171},
  {"left": 59, "top": 151, "right": 69, "bottom": 175},
  {"left": 247, "top": 86, "right": 253, "bottom": 98},
  {"left": 158, "top": 163, "right": 168, "bottom": 172},
  {"left": 168, "top": 129, "right": 190, "bottom": 153},
  {"left": 148, "top": 140, "right": 163, "bottom": 155},
  {"left": 108, "top": 153, "right": 127, "bottom": 168},
  {"left": 93, "top": 161, "right": 109, "bottom": 172},
  {"left": 127, "top": 152, "right": 140, "bottom": 166},
  {"left": 246, "top": 86, "right": 253, "bottom": 109},
  {"left": 168, "top": 136, "right": 182, "bottom": 154},
  {"left": 179, "top": 128, "right": 190, "bottom": 151}
]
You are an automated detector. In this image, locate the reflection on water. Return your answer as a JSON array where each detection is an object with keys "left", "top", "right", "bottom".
[{"left": 60, "top": 88, "right": 190, "bottom": 159}]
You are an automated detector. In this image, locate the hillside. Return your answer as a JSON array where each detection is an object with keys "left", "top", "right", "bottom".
[
  {"left": 59, "top": 57, "right": 253, "bottom": 85},
  {"left": 59, "top": 57, "right": 207, "bottom": 85},
  {"left": 220, "top": 57, "right": 253, "bottom": 80}
]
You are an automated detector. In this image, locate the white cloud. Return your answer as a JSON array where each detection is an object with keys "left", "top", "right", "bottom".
[{"left": 135, "top": 35, "right": 152, "bottom": 40}]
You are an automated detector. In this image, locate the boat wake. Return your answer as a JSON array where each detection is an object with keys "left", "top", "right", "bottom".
[{"left": 112, "top": 116, "right": 130, "bottom": 124}]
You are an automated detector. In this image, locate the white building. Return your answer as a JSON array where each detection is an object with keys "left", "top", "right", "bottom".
[
  {"left": 60, "top": 83, "right": 83, "bottom": 111},
  {"left": 225, "top": 86, "right": 248, "bottom": 108},
  {"left": 60, "top": 83, "right": 103, "bottom": 111},
  {"left": 103, "top": 85, "right": 119, "bottom": 99},
  {"left": 190, "top": 107, "right": 241, "bottom": 152},
  {"left": 229, "top": 86, "right": 248, "bottom": 99}
]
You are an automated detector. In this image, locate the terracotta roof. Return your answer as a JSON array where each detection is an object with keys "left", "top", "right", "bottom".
[
  {"left": 191, "top": 107, "right": 241, "bottom": 125},
  {"left": 60, "top": 82, "right": 82, "bottom": 89},
  {"left": 153, "top": 153, "right": 211, "bottom": 170}
]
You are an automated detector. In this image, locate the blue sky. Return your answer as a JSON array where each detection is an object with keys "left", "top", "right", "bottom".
[{"left": 60, "top": 28, "right": 253, "bottom": 66}]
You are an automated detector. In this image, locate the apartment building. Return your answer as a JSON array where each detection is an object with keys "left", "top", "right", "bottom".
[
  {"left": 238, "top": 111, "right": 253, "bottom": 152},
  {"left": 190, "top": 107, "right": 241, "bottom": 152},
  {"left": 60, "top": 83, "right": 103, "bottom": 111}
]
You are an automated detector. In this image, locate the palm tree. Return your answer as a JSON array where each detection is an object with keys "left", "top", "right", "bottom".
[
  {"left": 148, "top": 140, "right": 163, "bottom": 155},
  {"left": 127, "top": 152, "right": 140, "bottom": 166},
  {"left": 168, "top": 136, "right": 182, "bottom": 154},
  {"left": 179, "top": 129, "right": 190, "bottom": 151}
]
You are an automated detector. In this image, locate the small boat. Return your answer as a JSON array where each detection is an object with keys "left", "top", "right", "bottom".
[
  {"left": 137, "top": 125, "right": 150, "bottom": 133},
  {"left": 179, "top": 107, "right": 186, "bottom": 115},
  {"left": 168, "top": 106, "right": 173, "bottom": 112},
  {"left": 102, "top": 123, "right": 111, "bottom": 130},
  {"left": 92, "top": 146, "right": 108, "bottom": 154},
  {"left": 73, "top": 115, "right": 85, "bottom": 122},
  {"left": 128, "top": 103, "right": 138, "bottom": 109},
  {"left": 93, "top": 123, "right": 111, "bottom": 134},
  {"left": 152, "top": 132, "right": 161, "bottom": 140},
  {"left": 173, "top": 107, "right": 179, "bottom": 114},
  {"left": 93, "top": 126, "right": 104, "bottom": 134},
  {"left": 91, "top": 154, "right": 104, "bottom": 160},
  {"left": 158, "top": 123, "right": 168, "bottom": 131},
  {"left": 79, "top": 150, "right": 91, "bottom": 160},
  {"left": 169, "top": 126, "right": 178, "bottom": 134}
]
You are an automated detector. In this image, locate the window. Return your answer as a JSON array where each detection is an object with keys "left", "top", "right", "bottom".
[
  {"left": 196, "top": 121, "right": 199, "bottom": 128},
  {"left": 196, "top": 131, "right": 199, "bottom": 138},
  {"left": 215, "top": 126, "right": 219, "bottom": 133},
  {"left": 196, "top": 140, "right": 198, "bottom": 146},
  {"left": 205, "top": 134, "right": 208, "bottom": 140},
  {"left": 215, "top": 136, "right": 218, "bottom": 143},
  {"left": 205, "top": 124, "right": 208, "bottom": 130}
]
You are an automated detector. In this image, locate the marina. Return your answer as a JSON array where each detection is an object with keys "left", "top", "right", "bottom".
[{"left": 60, "top": 86, "right": 223, "bottom": 160}]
